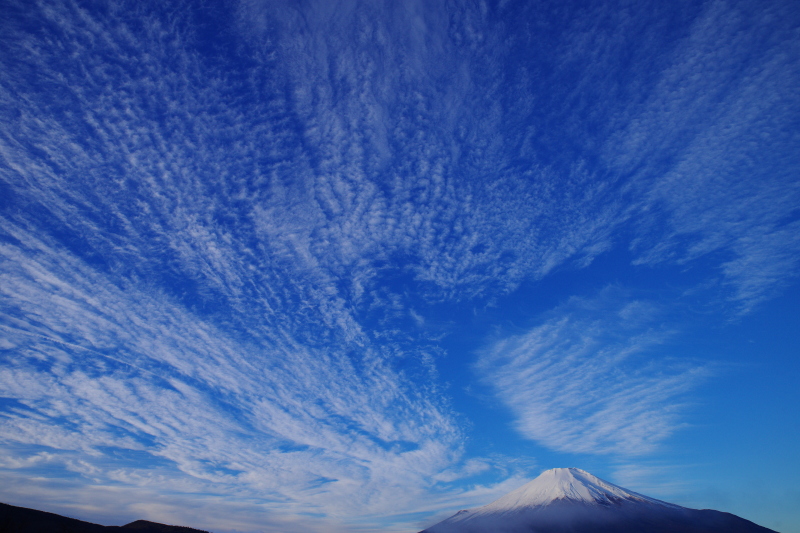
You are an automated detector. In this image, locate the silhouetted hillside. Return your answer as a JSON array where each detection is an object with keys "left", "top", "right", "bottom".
[{"left": 0, "top": 502, "right": 211, "bottom": 533}]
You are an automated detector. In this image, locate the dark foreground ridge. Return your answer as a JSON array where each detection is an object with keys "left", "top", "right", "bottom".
[{"left": 0, "top": 502, "right": 211, "bottom": 533}]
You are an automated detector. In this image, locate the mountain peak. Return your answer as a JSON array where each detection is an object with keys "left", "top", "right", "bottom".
[
  {"left": 421, "top": 468, "right": 778, "bottom": 533},
  {"left": 478, "top": 467, "right": 666, "bottom": 511}
]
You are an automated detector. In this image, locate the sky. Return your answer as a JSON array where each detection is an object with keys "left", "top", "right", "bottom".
[{"left": 0, "top": 0, "right": 798, "bottom": 532}]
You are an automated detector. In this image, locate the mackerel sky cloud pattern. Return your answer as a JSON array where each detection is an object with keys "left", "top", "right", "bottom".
[{"left": 1, "top": 0, "right": 798, "bottom": 532}]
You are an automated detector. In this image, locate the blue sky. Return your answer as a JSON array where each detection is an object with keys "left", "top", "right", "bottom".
[{"left": 0, "top": 0, "right": 798, "bottom": 532}]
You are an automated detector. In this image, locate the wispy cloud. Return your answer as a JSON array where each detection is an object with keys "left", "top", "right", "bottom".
[
  {"left": 0, "top": 9, "right": 626, "bottom": 525},
  {"left": 0, "top": 1, "right": 515, "bottom": 527},
  {"left": 0, "top": 0, "right": 798, "bottom": 529},
  {"left": 0, "top": 219, "right": 463, "bottom": 523},
  {"left": 477, "top": 290, "right": 709, "bottom": 455},
  {"left": 610, "top": 462, "right": 696, "bottom": 500},
  {"left": 605, "top": 0, "right": 800, "bottom": 312}
]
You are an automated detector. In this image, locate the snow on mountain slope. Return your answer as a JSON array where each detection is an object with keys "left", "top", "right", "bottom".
[
  {"left": 420, "top": 468, "right": 778, "bottom": 533},
  {"left": 472, "top": 468, "right": 672, "bottom": 511}
]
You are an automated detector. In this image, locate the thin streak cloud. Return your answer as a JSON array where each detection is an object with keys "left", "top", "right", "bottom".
[{"left": 477, "top": 292, "right": 710, "bottom": 455}]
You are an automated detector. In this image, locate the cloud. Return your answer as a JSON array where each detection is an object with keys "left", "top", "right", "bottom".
[
  {"left": 0, "top": 1, "right": 532, "bottom": 527},
  {"left": 0, "top": 0, "right": 799, "bottom": 530},
  {"left": 0, "top": 470, "right": 358, "bottom": 533},
  {"left": 604, "top": 0, "right": 800, "bottom": 311},
  {"left": 0, "top": 12, "right": 628, "bottom": 524},
  {"left": 477, "top": 290, "right": 709, "bottom": 455},
  {"left": 610, "top": 462, "right": 694, "bottom": 500},
  {"left": 0, "top": 219, "right": 463, "bottom": 527}
]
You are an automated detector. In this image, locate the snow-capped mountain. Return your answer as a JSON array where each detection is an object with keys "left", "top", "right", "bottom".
[{"left": 420, "top": 468, "right": 778, "bottom": 533}]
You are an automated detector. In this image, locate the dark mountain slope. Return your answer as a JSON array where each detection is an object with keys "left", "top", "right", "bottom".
[{"left": 0, "top": 502, "right": 210, "bottom": 533}]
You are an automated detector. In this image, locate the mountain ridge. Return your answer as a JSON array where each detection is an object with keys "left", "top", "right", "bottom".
[
  {"left": 0, "top": 501, "right": 211, "bottom": 533},
  {"left": 420, "top": 468, "right": 779, "bottom": 533}
]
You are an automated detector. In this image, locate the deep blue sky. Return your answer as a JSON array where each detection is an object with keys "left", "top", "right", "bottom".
[{"left": 0, "top": 0, "right": 798, "bottom": 532}]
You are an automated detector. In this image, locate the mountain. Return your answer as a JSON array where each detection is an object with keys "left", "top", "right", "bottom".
[
  {"left": 420, "top": 468, "right": 778, "bottom": 533},
  {"left": 0, "top": 502, "right": 211, "bottom": 533}
]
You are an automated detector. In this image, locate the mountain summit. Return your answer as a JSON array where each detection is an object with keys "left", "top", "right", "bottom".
[
  {"left": 420, "top": 468, "right": 777, "bottom": 533},
  {"left": 473, "top": 468, "right": 668, "bottom": 509}
]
